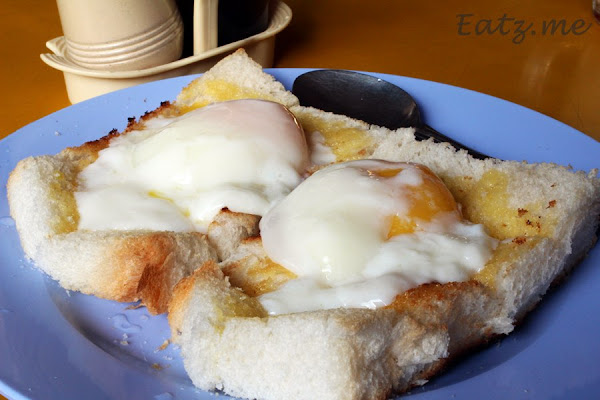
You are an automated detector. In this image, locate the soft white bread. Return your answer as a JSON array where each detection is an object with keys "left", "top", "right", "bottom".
[
  {"left": 169, "top": 261, "right": 452, "bottom": 400},
  {"left": 175, "top": 49, "right": 299, "bottom": 111},
  {"left": 167, "top": 50, "right": 600, "bottom": 399},
  {"left": 207, "top": 209, "right": 260, "bottom": 261},
  {"left": 6, "top": 50, "right": 298, "bottom": 314}
]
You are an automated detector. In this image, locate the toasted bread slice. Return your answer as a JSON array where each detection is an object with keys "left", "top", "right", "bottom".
[
  {"left": 7, "top": 50, "right": 298, "bottom": 314},
  {"left": 166, "top": 50, "right": 600, "bottom": 399}
]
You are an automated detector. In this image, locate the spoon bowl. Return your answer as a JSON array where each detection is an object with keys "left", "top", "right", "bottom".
[{"left": 292, "top": 69, "right": 489, "bottom": 159}]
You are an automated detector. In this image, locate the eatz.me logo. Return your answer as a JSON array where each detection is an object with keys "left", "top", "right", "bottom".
[{"left": 456, "top": 13, "right": 593, "bottom": 44}]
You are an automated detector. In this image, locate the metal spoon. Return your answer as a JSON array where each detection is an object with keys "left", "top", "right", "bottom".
[{"left": 292, "top": 69, "right": 488, "bottom": 160}]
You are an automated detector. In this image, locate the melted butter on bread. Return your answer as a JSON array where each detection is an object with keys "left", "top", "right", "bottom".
[
  {"left": 176, "top": 79, "right": 282, "bottom": 114},
  {"left": 223, "top": 255, "right": 297, "bottom": 298},
  {"left": 48, "top": 171, "right": 79, "bottom": 234},
  {"left": 473, "top": 237, "right": 542, "bottom": 288},
  {"left": 294, "top": 109, "right": 376, "bottom": 162},
  {"left": 447, "top": 169, "right": 558, "bottom": 240}
]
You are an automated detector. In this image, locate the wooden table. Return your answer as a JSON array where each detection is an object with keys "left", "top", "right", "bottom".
[
  {"left": 1, "top": 0, "right": 600, "bottom": 142},
  {"left": 0, "top": 0, "right": 598, "bottom": 398}
]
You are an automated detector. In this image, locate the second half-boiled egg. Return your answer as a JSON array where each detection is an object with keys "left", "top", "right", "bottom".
[{"left": 258, "top": 159, "right": 498, "bottom": 315}]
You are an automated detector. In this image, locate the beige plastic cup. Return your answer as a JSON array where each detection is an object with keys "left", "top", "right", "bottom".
[
  {"left": 56, "top": 0, "right": 184, "bottom": 71},
  {"left": 41, "top": 1, "right": 292, "bottom": 103}
]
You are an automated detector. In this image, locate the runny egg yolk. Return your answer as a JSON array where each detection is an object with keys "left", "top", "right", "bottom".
[
  {"left": 258, "top": 160, "right": 497, "bottom": 315},
  {"left": 376, "top": 165, "right": 462, "bottom": 237}
]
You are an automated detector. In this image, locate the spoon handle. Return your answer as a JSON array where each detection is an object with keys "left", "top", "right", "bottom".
[{"left": 414, "top": 124, "right": 488, "bottom": 160}]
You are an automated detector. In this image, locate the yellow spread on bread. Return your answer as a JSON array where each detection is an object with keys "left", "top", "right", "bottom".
[
  {"left": 49, "top": 171, "right": 80, "bottom": 234},
  {"left": 177, "top": 79, "right": 278, "bottom": 114},
  {"left": 474, "top": 237, "right": 542, "bottom": 287},
  {"left": 447, "top": 170, "right": 558, "bottom": 240},
  {"left": 295, "top": 112, "right": 376, "bottom": 162}
]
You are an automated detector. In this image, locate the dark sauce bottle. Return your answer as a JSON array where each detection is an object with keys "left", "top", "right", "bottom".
[
  {"left": 217, "top": 0, "right": 270, "bottom": 46},
  {"left": 177, "top": 0, "right": 270, "bottom": 58}
]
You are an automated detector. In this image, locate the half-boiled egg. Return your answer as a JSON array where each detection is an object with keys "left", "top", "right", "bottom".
[
  {"left": 258, "top": 159, "right": 498, "bottom": 315},
  {"left": 75, "top": 99, "right": 309, "bottom": 232}
]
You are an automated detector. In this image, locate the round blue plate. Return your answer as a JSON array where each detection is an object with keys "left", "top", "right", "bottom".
[{"left": 0, "top": 69, "right": 598, "bottom": 400}]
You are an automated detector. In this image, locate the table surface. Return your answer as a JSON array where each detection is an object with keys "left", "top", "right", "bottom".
[
  {"left": 0, "top": 0, "right": 598, "bottom": 398},
  {"left": 1, "top": 0, "right": 600, "bottom": 142}
]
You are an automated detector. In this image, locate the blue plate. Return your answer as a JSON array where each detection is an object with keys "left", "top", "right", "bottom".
[{"left": 0, "top": 69, "right": 598, "bottom": 400}]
